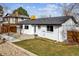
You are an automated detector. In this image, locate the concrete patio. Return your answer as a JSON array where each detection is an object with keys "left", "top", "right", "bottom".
[
  {"left": 0, "top": 33, "right": 35, "bottom": 42},
  {"left": 0, "top": 40, "right": 37, "bottom": 56}
]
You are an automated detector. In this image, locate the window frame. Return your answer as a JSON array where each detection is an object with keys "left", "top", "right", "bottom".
[
  {"left": 25, "top": 25, "right": 29, "bottom": 29},
  {"left": 47, "top": 25, "right": 53, "bottom": 32}
]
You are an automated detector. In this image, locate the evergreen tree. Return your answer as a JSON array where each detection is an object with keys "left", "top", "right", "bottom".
[
  {"left": 0, "top": 5, "right": 4, "bottom": 16},
  {"left": 13, "top": 7, "right": 29, "bottom": 16}
]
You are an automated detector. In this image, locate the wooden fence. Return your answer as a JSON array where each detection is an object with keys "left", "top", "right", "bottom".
[
  {"left": 0, "top": 24, "right": 17, "bottom": 33},
  {"left": 67, "top": 31, "right": 79, "bottom": 43}
]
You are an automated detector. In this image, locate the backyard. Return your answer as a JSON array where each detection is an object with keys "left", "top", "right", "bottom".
[{"left": 14, "top": 38, "right": 79, "bottom": 56}]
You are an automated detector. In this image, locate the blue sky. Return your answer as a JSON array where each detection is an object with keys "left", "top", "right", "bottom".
[{"left": 0, "top": 3, "right": 63, "bottom": 18}]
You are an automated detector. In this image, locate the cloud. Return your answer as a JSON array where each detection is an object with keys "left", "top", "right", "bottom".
[
  {"left": 25, "top": 4, "right": 63, "bottom": 18},
  {"left": 4, "top": 3, "right": 63, "bottom": 18}
]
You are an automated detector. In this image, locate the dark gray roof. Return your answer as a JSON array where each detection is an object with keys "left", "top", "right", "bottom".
[{"left": 19, "top": 16, "right": 77, "bottom": 25}]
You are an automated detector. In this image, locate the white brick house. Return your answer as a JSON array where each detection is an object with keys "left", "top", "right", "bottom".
[{"left": 19, "top": 16, "right": 77, "bottom": 42}]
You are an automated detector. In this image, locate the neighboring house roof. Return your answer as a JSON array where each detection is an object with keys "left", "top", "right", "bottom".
[
  {"left": 19, "top": 16, "right": 77, "bottom": 25},
  {"left": 3, "top": 13, "right": 30, "bottom": 19}
]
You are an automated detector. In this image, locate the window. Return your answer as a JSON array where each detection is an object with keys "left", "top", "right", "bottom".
[
  {"left": 38, "top": 25, "right": 41, "bottom": 29},
  {"left": 25, "top": 25, "right": 29, "bottom": 29},
  {"left": 47, "top": 25, "right": 53, "bottom": 32},
  {"left": 21, "top": 18, "right": 24, "bottom": 21}
]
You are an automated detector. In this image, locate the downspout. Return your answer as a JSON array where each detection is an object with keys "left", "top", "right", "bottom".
[
  {"left": 34, "top": 25, "right": 37, "bottom": 38},
  {"left": 58, "top": 26, "right": 59, "bottom": 41},
  {"left": 20, "top": 25, "right": 22, "bottom": 35}
]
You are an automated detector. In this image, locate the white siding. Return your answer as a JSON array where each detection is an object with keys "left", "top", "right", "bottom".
[
  {"left": 18, "top": 18, "right": 28, "bottom": 22},
  {"left": 21, "top": 25, "right": 34, "bottom": 35},
  {"left": 18, "top": 18, "right": 23, "bottom": 22},
  {"left": 36, "top": 25, "right": 60, "bottom": 41},
  {"left": 4, "top": 18, "right": 15, "bottom": 23},
  {"left": 4, "top": 18, "right": 28, "bottom": 24},
  {"left": 10, "top": 18, "right": 15, "bottom": 23}
]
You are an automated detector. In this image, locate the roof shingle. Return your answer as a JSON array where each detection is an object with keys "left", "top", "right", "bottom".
[{"left": 19, "top": 16, "right": 77, "bottom": 25}]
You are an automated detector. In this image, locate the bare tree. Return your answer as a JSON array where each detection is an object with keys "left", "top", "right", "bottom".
[
  {"left": 62, "top": 3, "right": 76, "bottom": 16},
  {"left": 61, "top": 3, "right": 79, "bottom": 23},
  {"left": 0, "top": 4, "right": 10, "bottom": 16}
]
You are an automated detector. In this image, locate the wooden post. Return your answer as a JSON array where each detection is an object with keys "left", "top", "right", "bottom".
[
  {"left": 8, "top": 18, "right": 10, "bottom": 35},
  {"left": 20, "top": 25, "right": 22, "bottom": 35}
]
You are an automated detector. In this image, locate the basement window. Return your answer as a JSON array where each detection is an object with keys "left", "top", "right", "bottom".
[
  {"left": 47, "top": 25, "right": 53, "bottom": 32},
  {"left": 25, "top": 25, "right": 29, "bottom": 29}
]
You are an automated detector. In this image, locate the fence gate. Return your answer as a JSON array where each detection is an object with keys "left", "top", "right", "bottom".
[
  {"left": 67, "top": 31, "right": 79, "bottom": 43},
  {"left": 1, "top": 24, "right": 17, "bottom": 33}
]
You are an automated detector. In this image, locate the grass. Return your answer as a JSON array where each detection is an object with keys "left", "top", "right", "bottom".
[{"left": 13, "top": 38, "right": 79, "bottom": 56}]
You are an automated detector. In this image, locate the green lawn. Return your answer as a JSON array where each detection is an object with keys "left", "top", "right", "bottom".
[{"left": 14, "top": 38, "right": 79, "bottom": 56}]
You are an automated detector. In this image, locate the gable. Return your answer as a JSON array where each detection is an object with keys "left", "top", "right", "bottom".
[{"left": 62, "top": 18, "right": 76, "bottom": 26}]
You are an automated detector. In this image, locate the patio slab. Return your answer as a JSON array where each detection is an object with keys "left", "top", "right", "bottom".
[{"left": 0, "top": 33, "right": 35, "bottom": 42}]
